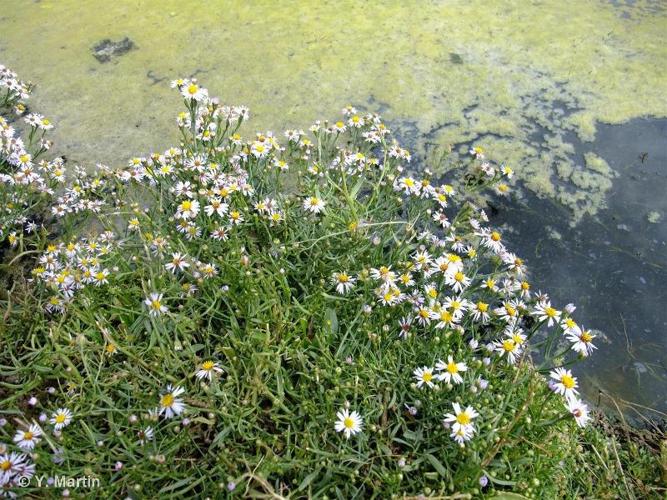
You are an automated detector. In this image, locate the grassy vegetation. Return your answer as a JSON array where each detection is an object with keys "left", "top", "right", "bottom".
[{"left": 0, "top": 65, "right": 665, "bottom": 498}]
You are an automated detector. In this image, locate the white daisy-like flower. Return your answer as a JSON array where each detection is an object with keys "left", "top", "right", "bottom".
[
  {"left": 91, "top": 268, "right": 110, "bottom": 286},
  {"left": 566, "top": 326, "right": 597, "bottom": 357},
  {"left": 566, "top": 398, "right": 591, "bottom": 428},
  {"left": 398, "top": 316, "right": 413, "bottom": 339},
  {"left": 442, "top": 296, "right": 470, "bottom": 320},
  {"left": 165, "top": 252, "right": 190, "bottom": 274},
  {"left": 176, "top": 199, "right": 200, "bottom": 220},
  {"left": 413, "top": 366, "right": 436, "bottom": 389},
  {"left": 451, "top": 425, "right": 475, "bottom": 445},
  {"left": 534, "top": 301, "right": 561, "bottom": 327},
  {"left": 443, "top": 402, "right": 479, "bottom": 435},
  {"left": 303, "top": 196, "right": 326, "bottom": 214},
  {"left": 136, "top": 426, "right": 154, "bottom": 445},
  {"left": 195, "top": 360, "right": 223, "bottom": 382},
  {"left": 334, "top": 408, "right": 363, "bottom": 439},
  {"left": 471, "top": 301, "right": 490, "bottom": 323},
  {"left": 479, "top": 228, "right": 505, "bottom": 254},
  {"left": 0, "top": 452, "right": 28, "bottom": 484},
  {"left": 412, "top": 249, "right": 432, "bottom": 270},
  {"left": 494, "top": 337, "right": 523, "bottom": 365},
  {"left": 501, "top": 165, "right": 514, "bottom": 178},
  {"left": 204, "top": 197, "right": 228, "bottom": 217},
  {"left": 370, "top": 266, "right": 397, "bottom": 285},
  {"left": 180, "top": 81, "right": 208, "bottom": 102},
  {"left": 445, "top": 270, "right": 471, "bottom": 293},
  {"left": 549, "top": 368, "right": 579, "bottom": 401},
  {"left": 250, "top": 141, "right": 270, "bottom": 158},
  {"left": 415, "top": 306, "right": 436, "bottom": 326},
  {"left": 435, "top": 356, "right": 467, "bottom": 385},
  {"left": 159, "top": 385, "right": 186, "bottom": 418},
  {"left": 332, "top": 272, "right": 356, "bottom": 294},
  {"left": 144, "top": 293, "right": 168, "bottom": 316},
  {"left": 469, "top": 146, "right": 484, "bottom": 159},
  {"left": 50, "top": 408, "right": 73, "bottom": 430},
  {"left": 228, "top": 210, "right": 244, "bottom": 225},
  {"left": 13, "top": 423, "right": 43, "bottom": 451}
]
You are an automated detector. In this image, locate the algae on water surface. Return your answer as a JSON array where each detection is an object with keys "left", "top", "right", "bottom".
[{"left": 0, "top": 0, "right": 666, "bottom": 222}]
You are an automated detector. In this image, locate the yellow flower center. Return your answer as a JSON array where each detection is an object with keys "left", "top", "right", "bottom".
[
  {"left": 187, "top": 84, "right": 198, "bottom": 95},
  {"left": 24, "top": 431, "right": 34, "bottom": 440},
  {"left": 161, "top": 394, "right": 175, "bottom": 407},
  {"left": 477, "top": 302, "right": 488, "bottom": 312},
  {"left": 55, "top": 414, "right": 66, "bottom": 424},
  {"left": 202, "top": 361, "right": 215, "bottom": 371},
  {"left": 181, "top": 200, "right": 192, "bottom": 211},
  {"left": 545, "top": 307, "right": 557, "bottom": 318},
  {"left": 151, "top": 299, "right": 162, "bottom": 310},
  {"left": 581, "top": 331, "right": 593, "bottom": 343},
  {"left": 335, "top": 121, "right": 344, "bottom": 128},
  {"left": 95, "top": 272, "right": 105, "bottom": 280},
  {"left": 344, "top": 417, "right": 355, "bottom": 429},
  {"left": 502, "top": 339, "right": 516, "bottom": 352},
  {"left": 491, "top": 231, "right": 501, "bottom": 242},
  {"left": 338, "top": 274, "right": 349, "bottom": 283},
  {"left": 454, "top": 272, "right": 465, "bottom": 282},
  {"left": 561, "top": 375, "right": 575, "bottom": 389},
  {"left": 0, "top": 460, "right": 11, "bottom": 471},
  {"left": 447, "top": 362, "right": 458, "bottom": 374},
  {"left": 456, "top": 413, "right": 471, "bottom": 425},
  {"left": 422, "top": 371, "right": 433, "bottom": 382}
]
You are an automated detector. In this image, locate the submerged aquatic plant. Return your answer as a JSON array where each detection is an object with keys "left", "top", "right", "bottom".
[{"left": 0, "top": 65, "right": 662, "bottom": 498}]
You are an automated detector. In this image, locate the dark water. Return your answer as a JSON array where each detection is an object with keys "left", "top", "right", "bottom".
[{"left": 490, "top": 118, "right": 667, "bottom": 417}]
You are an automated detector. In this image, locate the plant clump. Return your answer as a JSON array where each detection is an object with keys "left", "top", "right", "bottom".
[{"left": 0, "top": 65, "right": 664, "bottom": 498}]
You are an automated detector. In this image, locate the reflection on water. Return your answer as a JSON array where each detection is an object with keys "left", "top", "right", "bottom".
[
  {"left": 488, "top": 118, "right": 667, "bottom": 415},
  {"left": 0, "top": 0, "right": 666, "bottom": 414}
]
